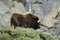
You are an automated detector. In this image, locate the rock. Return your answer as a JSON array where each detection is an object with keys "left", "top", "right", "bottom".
[
  {"left": 10, "top": 1, "right": 26, "bottom": 13},
  {"left": 0, "top": 1, "right": 11, "bottom": 26},
  {"left": 0, "top": 0, "right": 26, "bottom": 27}
]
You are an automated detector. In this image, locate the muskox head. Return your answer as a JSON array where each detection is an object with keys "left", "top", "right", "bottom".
[{"left": 24, "top": 13, "right": 40, "bottom": 29}]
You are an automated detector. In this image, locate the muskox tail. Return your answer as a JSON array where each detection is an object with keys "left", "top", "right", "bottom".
[{"left": 11, "top": 17, "right": 13, "bottom": 27}]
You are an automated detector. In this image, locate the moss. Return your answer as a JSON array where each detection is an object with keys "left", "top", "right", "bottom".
[
  {"left": 0, "top": 27, "right": 59, "bottom": 40},
  {"left": 0, "top": 33, "right": 12, "bottom": 40}
]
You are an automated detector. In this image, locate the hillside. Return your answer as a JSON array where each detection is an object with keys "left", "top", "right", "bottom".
[
  {"left": 0, "top": 27, "right": 60, "bottom": 40},
  {"left": 0, "top": 0, "right": 60, "bottom": 35}
]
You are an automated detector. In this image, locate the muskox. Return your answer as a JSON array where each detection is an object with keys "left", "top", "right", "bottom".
[{"left": 11, "top": 12, "right": 40, "bottom": 29}]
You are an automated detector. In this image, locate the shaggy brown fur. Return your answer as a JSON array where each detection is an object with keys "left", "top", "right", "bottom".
[
  {"left": 11, "top": 13, "right": 40, "bottom": 29},
  {"left": 24, "top": 13, "right": 40, "bottom": 29},
  {"left": 11, "top": 13, "right": 26, "bottom": 28}
]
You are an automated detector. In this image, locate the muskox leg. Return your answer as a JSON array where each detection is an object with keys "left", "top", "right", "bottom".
[
  {"left": 11, "top": 21, "right": 15, "bottom": 29},
  {"left": 11, "top": 17, "right": 17, "bottom": 29},
  {"left": 14, "top": 26, "right": 16, "bottom": 29}
]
